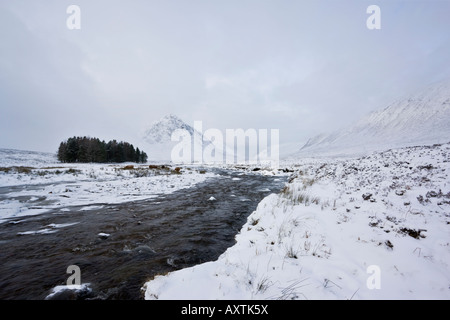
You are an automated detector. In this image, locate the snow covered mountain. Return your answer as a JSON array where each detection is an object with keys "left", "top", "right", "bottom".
[
  {"left": 296, "top": 80, "right": 450, "bottom": 157},
  {"left": 143, "top": 114, "right": 196, "bottom": 145},
  {"left": 141, "top": 114, "right": 208, "bottom": 162}
]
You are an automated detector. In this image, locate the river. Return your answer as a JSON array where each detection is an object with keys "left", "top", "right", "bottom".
[{"left": 0, "top": 168, "right": 286, "bottom": 299}]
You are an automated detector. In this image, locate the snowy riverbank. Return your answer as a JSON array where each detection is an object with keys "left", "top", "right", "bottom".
[
  {"left": 143, "top": 142, "right": 450, "bottom": 300},
  {"left": 0, "top": 149, "right": 217, "bottom": 223}
]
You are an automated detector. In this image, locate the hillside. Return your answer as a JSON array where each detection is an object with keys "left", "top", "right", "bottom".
[{"left": 295, "top": 80, "right": 450, "bottom": 157}]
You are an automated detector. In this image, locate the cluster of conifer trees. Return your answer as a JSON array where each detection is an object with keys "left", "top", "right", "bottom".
[{"left": 57, "top": 136, "right": 148, "bottom": 163}]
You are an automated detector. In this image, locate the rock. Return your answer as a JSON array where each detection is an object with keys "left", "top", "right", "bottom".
[
  {"left": 399, "top": 228, "right": 427, "bottom": 239},
  {"left": 362, "top": 193, "right": 372, "bottom": 200},
  {"left": 98, "top": 233, "right": 110, "bottom": 239},
  {"left": 385, "top": 240, "right": 394, "bottom": 250},
  {"left": 426, "top": 190, "right": 438, "bottom": 198},
  {"left": 417, "top": 164, "right": 434, "bottom": 170},
  {"left": 395, "top": 190, "right": 405, "bottom": 196},
  {"left": 45, "top": 284, "right": 93, "bottom": 300}
]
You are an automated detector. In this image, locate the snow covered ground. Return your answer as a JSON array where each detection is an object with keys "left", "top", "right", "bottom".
[
  {"left": 143, "top": 142, "right": 450, "bottom": 300},
  {"left": 0, "top": 149, "right": 217, "bottom": 223}
]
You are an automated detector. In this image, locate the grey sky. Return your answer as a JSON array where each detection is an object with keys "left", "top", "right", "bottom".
[{"left": 1, "top": 0, "right": 449, "bottom": 154}]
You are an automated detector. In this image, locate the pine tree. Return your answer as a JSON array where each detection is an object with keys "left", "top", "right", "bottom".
[
  {"left": 135, "top": 147, "right": 141, "bottom": 163},
  {"left": 66, "top": 137, "right": 79, "bottom": 162},
  {"left": 57, "top": 142, "right": 67, "bottom": 162}
]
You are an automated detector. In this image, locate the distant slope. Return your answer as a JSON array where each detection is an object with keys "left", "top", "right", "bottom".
[
  {"left": 0, "top": 148, "right": 56, "bottom": 167},
  {"left": 295, "top": 80, "right": 450, "bottom": 157}
]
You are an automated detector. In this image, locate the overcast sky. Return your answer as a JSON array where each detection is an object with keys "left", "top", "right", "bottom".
[{"left": 1, "top": 0, "right": 449, "bottom": 154}]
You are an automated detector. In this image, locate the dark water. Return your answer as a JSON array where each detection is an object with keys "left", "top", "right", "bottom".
[{"left": 0, "top": 169, "right": 285, "bottom": 300}]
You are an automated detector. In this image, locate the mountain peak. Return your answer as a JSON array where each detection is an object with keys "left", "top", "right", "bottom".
[
  {"left": 160, "top": 113, "right": 183, "bottom": 122},
  {"left": 143, "top": 114, "right": 194, "bottom": 145}
]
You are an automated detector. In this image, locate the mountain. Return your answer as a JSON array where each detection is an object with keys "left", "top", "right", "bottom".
[
  {"left": 143, "top": 114, "right": 196, "bottom": 145},
  {"left": 141, "top": 114, "right": 208, "bottom": 162},
  {"left": 295, "top": 80, "right": 450, "bottom": 157}
]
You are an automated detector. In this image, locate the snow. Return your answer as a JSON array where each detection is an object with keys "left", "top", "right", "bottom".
[
  {"left": 16, "top": 223, "right": 80, "bottom": 236},
  {"left": 17, "top": 228, "right": 57, "bottom": 236},
  {"left": 143, "top": 114, "right": 196, "bottom": 145},
  {"left": 0, "top": 150, "right": 217, "bottom": 223},
  {"left": 0, "top": 148, "right": 57, "bottom": 167},
  {"left": 141, "top": 114, "right": 208, "bottom": 162},
  {"left": 143, "top": 142, "right": 450, "bottom": 300},
  {"left": 295, "top": 79, "right": 450, "bottom": 158},
  {"left": 98, "top": 232, "right": 111, "bottom": 239},
  {"left": 3, "top": 139, "right": 449, "bottom": 300},
  {"left": 45, "top": 283, "right": 92, "bottom": 300}
]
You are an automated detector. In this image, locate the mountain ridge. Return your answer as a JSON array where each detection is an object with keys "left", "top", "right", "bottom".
[{"left": 295, "top": 79, "right": 450, "bottom": 157}]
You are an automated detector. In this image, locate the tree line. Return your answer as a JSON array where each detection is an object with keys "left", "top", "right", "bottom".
[{"left": 57, "top": 136, "right": 148, "bottom": 163}]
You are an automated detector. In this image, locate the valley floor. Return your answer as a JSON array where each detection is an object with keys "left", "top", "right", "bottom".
[
  {"left": 143, "top": 142, "right": 450, "bottom": 300},
  {"left": 0, "top": 160, "right": 216, "bottom": 224}
]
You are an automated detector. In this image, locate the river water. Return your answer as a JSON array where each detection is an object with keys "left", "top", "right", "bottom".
[{"left": 0, "top": 168, "right": 286, "bottom": 299}]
